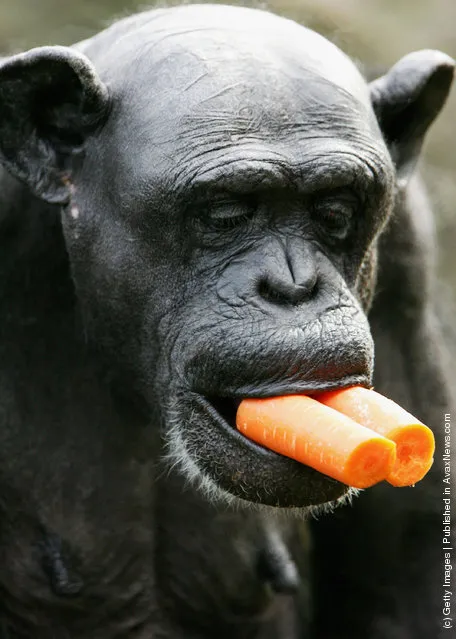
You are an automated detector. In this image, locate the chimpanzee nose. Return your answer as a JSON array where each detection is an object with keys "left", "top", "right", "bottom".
[{"left": 257, "top": 240, "right": 318, "bottom": 307}]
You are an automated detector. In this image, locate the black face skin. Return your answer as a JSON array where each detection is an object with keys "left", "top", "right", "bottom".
[
  {"left": 62, "top": 8, "right": 394, "bottom": 508},
  {"left": 0, "top": 4, "right": 454, "bottom": 637}
]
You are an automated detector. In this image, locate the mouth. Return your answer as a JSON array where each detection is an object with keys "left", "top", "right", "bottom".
[
  {"left": 203, "top": 375, "right": 365, "bottom": 436},
  {"left": 174, "top": 376, "right": 367, "bottom": 508}
]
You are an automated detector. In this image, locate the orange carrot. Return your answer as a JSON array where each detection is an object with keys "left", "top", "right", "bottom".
[
  {"left": 317, "top": 386, "right": 435, "bottom": 487},
  {"left": 236, "top": 395, "right": 396, "bottom": 489}
]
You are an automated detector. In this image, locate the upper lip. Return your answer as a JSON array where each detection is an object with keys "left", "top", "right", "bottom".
[{"left": 196, "top": 373, "right": 370, "bottom": 402}]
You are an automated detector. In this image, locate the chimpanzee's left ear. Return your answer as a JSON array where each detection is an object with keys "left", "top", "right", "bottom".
[
  {"left": 0, "top": 46, "right": 110, "bottom": 203},
  {"left": 370, "top": 50, "right": 454, "bottom": 184}
]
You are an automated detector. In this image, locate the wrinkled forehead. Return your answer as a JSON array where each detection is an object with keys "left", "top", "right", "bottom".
[
  {"left": 92, "top": 6, "right": 390, "bottom": 189},
  {"left": 120, "top": 44, "right": 377, "bottom": 144},
  {"left": 98, "top": 6, "right": 370, "bottom": 100},
  {"left": 101, "top": 6, "right": 375, "bottom": 122}
]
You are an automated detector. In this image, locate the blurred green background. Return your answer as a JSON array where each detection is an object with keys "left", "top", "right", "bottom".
[{"left": 0, "top": 0, "right": 455, "bottom": 285}]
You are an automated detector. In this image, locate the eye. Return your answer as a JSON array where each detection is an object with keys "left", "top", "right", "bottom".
[
  {"left": 206, "top": 195, "right": 257, "bottom": 230},
  {"left": 311, "top": 193, "right": 357, "bottom": 242}
]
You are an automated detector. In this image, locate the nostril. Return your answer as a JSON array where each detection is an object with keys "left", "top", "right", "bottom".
[
  {"left": 257, "top": 278, "right": 288, "bottom": 306},
  {"left": 257, "top": 276, "right": 317, "bottom": 307}
]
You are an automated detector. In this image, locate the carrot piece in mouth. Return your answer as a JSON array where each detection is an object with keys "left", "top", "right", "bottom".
[{"left": 236, "top": 395, "right": 397, "bottom": 489}]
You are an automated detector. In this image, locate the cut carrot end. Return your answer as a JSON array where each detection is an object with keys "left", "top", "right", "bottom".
[
  {"left": 386, "top": 425, "right": 435, "bottom": 486},
  {"left": 345, "top": 438, "right": 397, "bottom": 489}
]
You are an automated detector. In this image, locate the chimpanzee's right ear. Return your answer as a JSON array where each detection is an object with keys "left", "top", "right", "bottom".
[{"left": 0, "top": 46, "right": 110, "bottom": 203}]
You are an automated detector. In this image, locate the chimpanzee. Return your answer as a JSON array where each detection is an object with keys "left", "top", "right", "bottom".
[{"left": 0, "top": 4, "right": 453, "bottom": 638}]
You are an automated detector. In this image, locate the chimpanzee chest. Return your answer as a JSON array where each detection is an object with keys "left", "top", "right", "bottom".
[{"left": 0, "top": 502, "right": 303, "bottom": 639}]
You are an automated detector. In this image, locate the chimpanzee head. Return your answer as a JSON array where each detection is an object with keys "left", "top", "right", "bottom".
[{"left": 0, "top": 4, "right": 453, "bottom": 508}]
